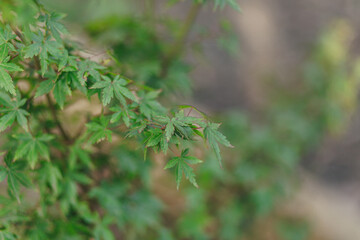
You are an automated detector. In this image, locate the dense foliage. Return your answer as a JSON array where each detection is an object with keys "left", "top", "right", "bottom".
[{"left": 0, "top": 0, "right": 359, "bottom": 239}]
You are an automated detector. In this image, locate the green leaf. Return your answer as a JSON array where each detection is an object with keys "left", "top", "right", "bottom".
[
  {"left": 3, "top": 152, "right": 31, "bottom": 203},
  {"left": 0, "top": 166, "right": 7, "bottom": 182},
  {"left": 44, "top": 12, "right": 69, "bottom": 42},
  {"left": 175, "top": 161, "right": 183, "bottom": 189},
  {"left": 0, "top": 91, "right": 13, "bottom": 107},
  {"left": 16, "top": 109, "right": 29, "bottom": 131},
  {"left": 109, "top": 106, "right": 130, "bottom": 127},
  {"left": 0, "top": 37, "right": 23, "bottom": 96},
  {"left": 38, "top": 162, "right": 62, "bottom": 195},
  {"left": 86, "top": 116, "right": 112, "bottom": 144},
  {"left": 0, "top": 92, "right": 29, "bottom": 132},
  {"left": 155, "top": 110, "right": 202, "bottom": 141},
  {"left": 146, "top": 129, "right": 163, "bottom": 148},
  {"left": 69, "top": 144, "right": 94, "bottom": 170},
  {"left": 92, "top": 75, "right": 137, "bottom": 106},
  {"left": 35, "top": 79, "right": 55, "bottom": 98},
  {"left": 58, "top": 50, "right": 69, "bottom": 70},
  {"left": 143, "top": 147, "right": 148, "bottom": 161},
  {"left": 39, "top": 46, "right": 48, "bottom": 76},
  {"left": 14, "top": 133, "right": 54, "bottom": 168},
  {"left": 160, "top": 135, "right": 169, "bottom": 154},
  {"left": 183, "top": 156, "right": 203, "bottom": 165},
  {"left": 24, "top": 42, "right": 41, "bottom": 58},
  {"left": 0, "top": 25, "right": 16, "bottom": 49},
  {"left": 0, "top": 44, "right": 9, "bottom": 62},
  {"left": 0, "top": 68, "right": 15, "bottom": 95},
  {"left": 0, "top": 110, "right": 16, "bottom": 131},
  {"left": 77, "top": 60, "right": 105, "bottom": 85},
  {"left": 0, "top": 62, "right": 23, "bottom": 72},
  {"left": 164, "top": 158, "right": 178, "bottom": 169},
  {"left": 0, "top": 230, "right": 17, "bottom": 240},
  {"left": 24, "top": 32, "right": 63, "bottom": 75},
  {"left": 178, "top": 104, "right": 209, "bottom": 120},
  {"left": 0, "top": 26, "right": 16, "bottom": 62},
  {"left": 67, "top": 71, "right": 87, "bottom": 94},
  {"left": 113, "top": 81, "right": 137, "bottom": 103},
  {"left": 165, "top": 120, "right": 174, "bottom": 142},
  {"left": 53, "top": 73, "right": 71, "bottom": 108},
  {"left": 204, "top": 122, "right": 233, "bottom": 167},
  {"left": 164, "top": 149, "right": 202, "bottom": 189},
  {"left": 7, "top": 171, "right": 20, "bottom": 202},
  {"left": 0, "top": 26, "right": 16, "bottom": 48},
  {"left": 138, "top": 90, "right": 166, "bottom": 119},
  {"left": 94, "top": 216, "right": 115, "bottom": 240}
]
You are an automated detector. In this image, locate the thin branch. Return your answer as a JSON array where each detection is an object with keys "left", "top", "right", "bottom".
[
  {"left": 15, "top": 17, "right": 72, "bottom": 144},
  {"left": 34, "top": 54, "right": 71, "bottom": 143},
  {"left": 11, "top": 25, "right": 28, "bottom": 45},
  {"left": 159, "top": 2, "right": 202, "bottom": 79},
  {"left": 9, "top": 53, "right": 19, "bottom": 61},
  {"left": 46, "top": 94, "right": 71, "bottom": 142},
  {"left": 169, "top": 146, "right": 180, "bottom": 157}
]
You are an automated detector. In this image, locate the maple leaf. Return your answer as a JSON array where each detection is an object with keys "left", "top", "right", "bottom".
[
  {"left": 14, "top": 133, "right": 54, "bottom": 169},
  {"left": 0, "top": 91, "right": 29, "bottom": 132},
  {"left": 0, "top": 43, "right": 23, "bottom": 95},
  {"left": 204, "top": 122, "right": 233, "bottom": 167},
  {"left": 164, "top": 148, "right": 202, "bottom": 189},
  {"left": 91, "top": 75, "right": 137, "bottom": 106}
]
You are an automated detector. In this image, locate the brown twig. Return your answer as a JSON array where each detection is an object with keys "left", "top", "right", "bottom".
[
  {"left": 9, "top": 53, "right": 19, "bottom": 61},
  {"left": 45, "top": 94, "right": 71, "bottom": 142},
  {"left": 169, "top": 146, "right": 180, "bottom": 157},
  {"left": 159, "top": 2, "right": 202, "bottom": 79}
]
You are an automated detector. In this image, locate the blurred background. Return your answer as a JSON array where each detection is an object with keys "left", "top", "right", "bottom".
[{"left": 42, "top": 0, "right": 360, "bottom": 239}]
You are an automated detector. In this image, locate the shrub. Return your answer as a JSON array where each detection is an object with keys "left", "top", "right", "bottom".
[{"left": 0, "top": 0, "right": 238, "bottom": 239}]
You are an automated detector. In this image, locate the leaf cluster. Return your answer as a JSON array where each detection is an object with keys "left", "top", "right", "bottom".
[{"left": 0, "top": 0, "right": 233, "bottom": 239}]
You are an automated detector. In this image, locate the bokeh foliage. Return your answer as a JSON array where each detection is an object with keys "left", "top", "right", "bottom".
[{"left": 0, "top": 0, "right": 359, "bottom": 239}]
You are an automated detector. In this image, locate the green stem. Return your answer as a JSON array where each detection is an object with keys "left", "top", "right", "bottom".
[
  {"left": 159, "top": 2, "right": 202, "bottom": 79},
  {"left": 46, "top": 94, "right": 71, "bottom": 142}
]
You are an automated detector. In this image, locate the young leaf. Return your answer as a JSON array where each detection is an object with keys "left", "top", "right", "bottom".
[
  {"left": 35, "top": 79, "right": 55, "bottom": 98},
  {"left": 145, "top": 129, "right": 163, "bottom": 148},
  {"left": 14, "top": 133, "right": 54, "bottom": 169},
  {"left": 164, "top": 149, "right": 202, "bottom": 189},
  {"left": 109, "top": 105, "right": 130, "bottom": 127},
  {"left": 24, "top": 32, "right": 63, "bottom": 75},
  {"left": 0, "top": 166, "right": 7, "bottom": 182},
  {"left": 138, "top": 90, "right": 166, "bottom": 119},
  {"left": 91, "top": 75, "right": 137, "bottom": 106},
  {"left": 155, "top": 110, "right": 202, "bottom": 141},
  {"left": 0, "top": 229, "right": 17, "bottom": 240},
  {"left": 204, "top": 122, "right": 233, "bottom": 167},
  {"left": 42, "top": 12, "right": 69, "bottom": 42},
  {"left": 160, "top": 135, "right": 169, "bottom": 154},
  {"left": 0, "top": 91, "right": 29, "bottom": 132},
  {"left": 53, "top": 73, "right": 71, "bottom": 108},
  {"left": 0, "top": 25, "right": 16, "bottom": 51},
  {"left": 86, "top": 116, "right": 112, "bottom": 144},
  {"left": 38, "top": 162, "right": 62, "bottom": 195},
  {"left": 165, "top": 120, "right": 174, "bottom": 142},
  {"left": 77, "top": 60, "right": 105, "bottom": 85},
  {"left": 3, "top": 152, "right": 31, "bottom": 203},
  {"left": 0, "top": 44, "right": 23, "bottom": 95},
  {"left": 69, "top": 144, "right": 93, "bottom": 170}
]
